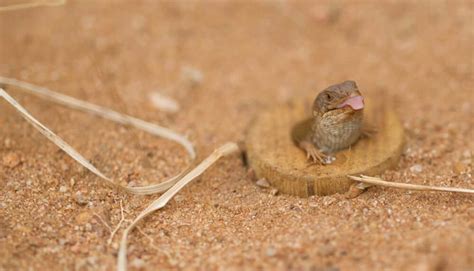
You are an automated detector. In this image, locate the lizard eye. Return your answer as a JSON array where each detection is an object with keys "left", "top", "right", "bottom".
[{"left": 325, "top": 93, "right": 333, "bottom": 101}]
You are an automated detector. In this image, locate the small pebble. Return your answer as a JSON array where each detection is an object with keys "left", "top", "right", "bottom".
[
  {"left": 58, "top": 239, "right": 68, "bottom": 246},
  {"left": 4, "top": 138, "right": 12, "bottom": 148},
  {"left": 2, "top": 152, "right": 21, "bottom": 168},
  {"left": 266, "top": 246, "right": 277, "bottom": 257},
  {"left": 324, "top": 156, "right": 336, "bottom": 164},
  {"left": 74, "top": 192, "right": 88, "bottom": 205},
  {"left": 410, "top": 164, "right": 423, "bottom": 173},
  {"left": 181, "top": 66, "right": 203, "bottom": 87},
  {"left": 59, "top": 186, "right": 68, "bottom": 193},
  {"left": 173, "top": 195, "right": 185, "bottom": 203},
  {"left": 131, "top": 258, "right": 146, "bottom": 268},
  {"left": 270, "top": 188, "right": 279, "bottom": 196},
  {"left": 453, "top": 162, "right": 468, "bottom": 174},
  {"left": 75, "top": 211, "right": 93, "bottom": 224},
  {"left": 85, "top": 223, "right": 93, "bottom": 232},
  {"left": 256, "top": 178, "right": 271, "bottom": 188},
  {"left": 323, "top": 196, "right": 337, "bottom": 207},
  {"left": 149, "top": 91, "right": 180, "bottom": 113}
]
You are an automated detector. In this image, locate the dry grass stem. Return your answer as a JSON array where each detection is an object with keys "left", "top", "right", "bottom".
[
  {"left": 118, "top": 142, "right": 240, "bottom": 271},
  {"left": 0, "top": 0, "right": 66, "bottom": 12},
  {"left": 108, "top": 200, "right": 125, "bottom": 245},
  {"left": 0, "top": 79, "right": 239, "bottom": 271},
  {"left": 348, "top": 175, "right": 474, "bottom": 194},
  {"left": 0, "top": 77, "right": 195, "bottom": 195},
  {"left": 0, "top": 77, "right": 195, "bottom": 159}
]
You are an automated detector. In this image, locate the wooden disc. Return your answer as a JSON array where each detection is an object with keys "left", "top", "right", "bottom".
[{"left": 245, "top": 99, "right": 405, "bottom": 197}]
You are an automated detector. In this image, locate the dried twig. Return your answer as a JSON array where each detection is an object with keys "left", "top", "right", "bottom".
[
  {"left": 348, "top": 175, "right": 474, "bottom": 194},
  {"left": 0, "top": 0, "right": 66, "bottom": 12},
  {"left": 0, "top": 77, "right": 195, "bottom": 159},
  {"left": 0, "top": 78, "right": 239, "bottom": 271},
  {"left": 0, "top": 77, "right": 195, "bottom": 195},
  {"left": 108, "top": 200, "right": 125, "bottom": 245},
  {"left": 118, "top": 142, "right": 240, "bottom": 271}
]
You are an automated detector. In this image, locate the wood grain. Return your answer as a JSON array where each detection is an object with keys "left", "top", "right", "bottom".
[{"left": 245, "top": 99, "right": 405, "bottom": 197}]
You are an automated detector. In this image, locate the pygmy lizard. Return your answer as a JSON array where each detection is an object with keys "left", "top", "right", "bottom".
[{"left": 294, "top": 80, "right": 369, "bottom": 165}]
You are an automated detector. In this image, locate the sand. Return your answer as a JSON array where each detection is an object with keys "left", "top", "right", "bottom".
[{"left": 0, "top": 1, "right": 473, "bottom": 270}]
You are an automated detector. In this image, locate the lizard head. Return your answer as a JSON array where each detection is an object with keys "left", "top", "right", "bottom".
[{"left": 312, "top": 80, "right": 364, "bottom": 117}]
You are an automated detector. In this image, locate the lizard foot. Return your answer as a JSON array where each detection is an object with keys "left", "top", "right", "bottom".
[{"left": 299, "top": 141, "right": 328, "bottom": 165}]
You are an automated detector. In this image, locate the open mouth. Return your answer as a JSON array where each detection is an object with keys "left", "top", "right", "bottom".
[{"left": 336, "top": 95, "right": 364, "bottom": 110}]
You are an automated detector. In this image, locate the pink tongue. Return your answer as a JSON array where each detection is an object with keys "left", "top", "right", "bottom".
[{"left": 337, "top": 95, "right": 364, "bottom": 110}]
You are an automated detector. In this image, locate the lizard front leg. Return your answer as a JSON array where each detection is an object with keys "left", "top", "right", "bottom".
[{"left": 298, "top": 140, "right": 328, "bottom": 165}]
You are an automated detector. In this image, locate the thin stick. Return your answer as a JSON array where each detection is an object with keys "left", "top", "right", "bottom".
[
  {"left": 0, "top": 77, "right": 195, "bottom": 159},
  {"left": 108, "top": 200, "right": 125, "bottom": 245},
  {"left": 348, "top": 175, "right": 474, "bottom": 194},
  {"left": 0, "top": 88, "right": 113, "bottom": 182},
  {"left": 0, "top": 79, "right": 195, "bottom": 195},
  {"left": 0, "top": 79, "right": 238, "bottom": 271},
  {"left": 0, "top": 0, "right": 66, "bottom": 12},
  {"left": 117, "top": 142, "right": 240, "bottom": 271}
]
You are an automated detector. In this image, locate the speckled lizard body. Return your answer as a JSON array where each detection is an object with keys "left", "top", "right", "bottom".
[{"left": 295, "top": 80, "right": 368, "bottom": 164}]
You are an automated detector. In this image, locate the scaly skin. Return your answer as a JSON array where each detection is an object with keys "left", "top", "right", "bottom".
[{"left": 298, "top": 80, "right": 365, "bottom": 164}]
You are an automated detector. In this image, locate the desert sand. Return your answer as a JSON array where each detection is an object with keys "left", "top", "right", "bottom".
[{"left": 0, "top": 1, "right": 473, "bottom": 270}]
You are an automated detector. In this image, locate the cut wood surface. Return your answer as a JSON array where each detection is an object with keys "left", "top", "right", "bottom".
[{"left": 246, "top": 98, "right": 405, "bottom": 197}]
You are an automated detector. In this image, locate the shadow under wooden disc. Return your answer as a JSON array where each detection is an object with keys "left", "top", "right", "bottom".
[{"left": 245, "top": 99, "right": 405, "bottom": 197}]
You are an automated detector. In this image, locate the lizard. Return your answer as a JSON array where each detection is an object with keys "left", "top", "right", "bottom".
[{"left": 293, "top": 80, "right": 369, "bottom": 165}]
